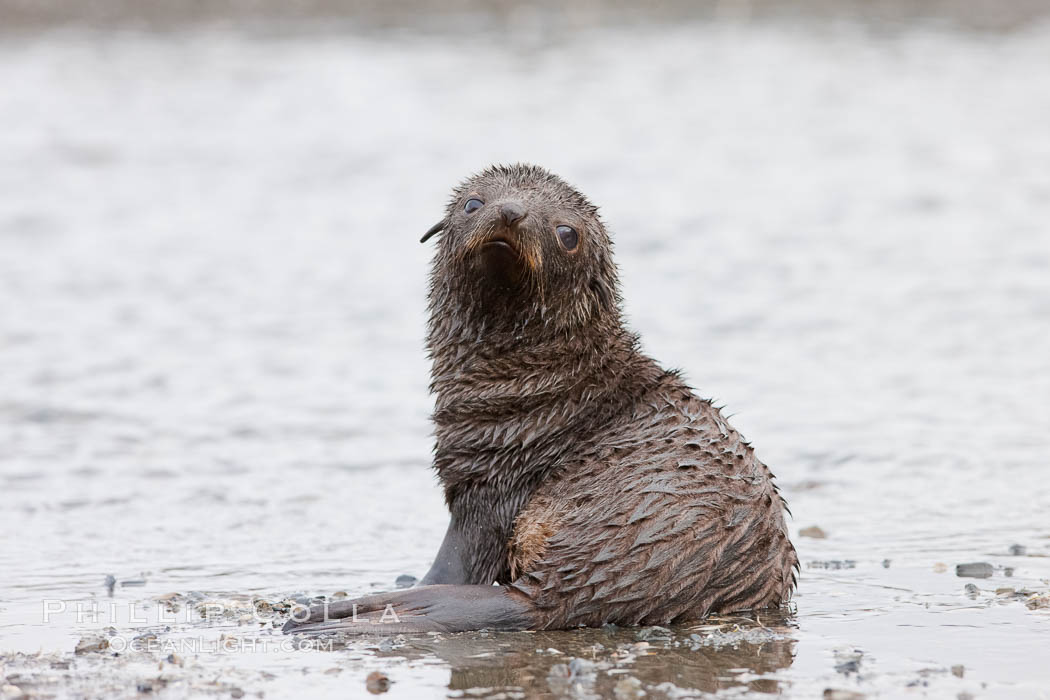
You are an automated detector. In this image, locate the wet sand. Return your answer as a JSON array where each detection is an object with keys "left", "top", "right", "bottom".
[{"left": 1, "top": 9, "right": 1049, "bottom": 699}]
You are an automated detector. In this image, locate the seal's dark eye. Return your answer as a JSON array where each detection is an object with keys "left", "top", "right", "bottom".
[
  {"left": 464, "top": 198, "right": 483, "bottom": 214},
  {"left": 556, "top": 225, "right": 578, "bottom": 252}
]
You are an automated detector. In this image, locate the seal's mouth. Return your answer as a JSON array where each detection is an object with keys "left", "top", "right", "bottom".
[
  {"left": 481, "top": 234, "right": 521, "bottom": 258},
  {"left": 474, "top": 230, "right": 535, "bottom": 289}
]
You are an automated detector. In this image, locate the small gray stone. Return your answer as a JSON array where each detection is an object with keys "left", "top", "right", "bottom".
[
  {"left": 635, "top": 625, "right": 672, "bottom": 642},
  {"left": 835, "top": 659, "right": 861, "bottom": 674},
  {"left": 955, "top": 563, "right": 993, "bottom": 579},
  {"left": 568, "top": 657, "right": 596, "bottom": 676},
  {"left": 808, "top": 560, "right": 857, "bottom": 570},
  {"left": 395, "top": 574, "right": 417, "bottom": 589}
]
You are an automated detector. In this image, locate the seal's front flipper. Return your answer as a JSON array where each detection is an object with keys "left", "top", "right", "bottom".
[
  {"left": 420, "top": 518, "right": 471, "bottom": 585},
  {"left": 281, "top": 585, "right": 535, "bottom": 635}
]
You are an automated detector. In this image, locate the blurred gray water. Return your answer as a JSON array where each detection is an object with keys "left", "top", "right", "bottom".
[{"left": 1, "top": 8, "right": 1050, "bottom": 699}]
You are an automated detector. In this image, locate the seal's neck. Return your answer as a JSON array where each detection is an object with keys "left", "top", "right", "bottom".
[{"left": 426, "top": 300, "right": 660, "bottom": 471}]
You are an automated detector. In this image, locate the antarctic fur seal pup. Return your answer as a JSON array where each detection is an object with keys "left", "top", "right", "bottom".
[{"left": 284, "top": 164, "right": 798, "bottom": 633}]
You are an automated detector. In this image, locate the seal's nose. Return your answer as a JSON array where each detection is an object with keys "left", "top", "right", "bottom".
[{"left": 499, "top": 202, "right": 526, "bottom": 227}]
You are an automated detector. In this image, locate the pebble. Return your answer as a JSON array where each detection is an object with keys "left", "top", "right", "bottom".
[
  {"left": 951, "top": 665, "right": 965, "bottom": 678},
  {"left": 963, "top": 583, "right": 980, "bottom": 599},
  {"left": 823, "top": 690, "right": 865, "bottom": 700},
  {"left": 547, "top": 658, "right": 597, "bottom": 696},
  {"left": 395, "top": 575, "right": 418, "bottom": 589},
  {"left": 933, "top": 563, "right": 948, "bottom": 573},
  {"left": 800, "top": 526, "right": 827, "bottom": 539},
  {"left": 634, "top": 626, "right": 672, "bottom": 642},
  {"left": 230, "top": 688, "right": 245, "bottom": 698},
  {"left": 568, "top": 658, "right": 596, "bottom": 676},
  {"left": 612, "top": 676, "right": 644, "bottom": 700},
  {"left": 834, "top": 658, "right": 861, "bottom": 674},
  {"left": 1009, "top": 544, "right": 1026, "bottom": 556},
  {"left": 157, "top": 592, "right": 182, "bottom": 615},
  {"left": 808, "top": 560, "right": 856, "bottom": 570},
  {"left": 121, "top": 578, "right": 147, "bottom": 587},
  {"left": 270, "top": 600, "right": 294, "bottom": 614},
  {"left": 833, "top": 649, "right": 863, "bottom": 676},
  {"left": 366, "top": 671, "right": 390, "bottom": 694},
  {"left": 74, "top": 636, "right": 109, "bottom": 655},
  {"left": 955, "top": 563, "right": 993, "bottom": 579}
]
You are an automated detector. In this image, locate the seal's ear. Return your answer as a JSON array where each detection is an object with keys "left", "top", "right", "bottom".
[{"left": 420, "top": 219, "right": 446, "bottom": 243}]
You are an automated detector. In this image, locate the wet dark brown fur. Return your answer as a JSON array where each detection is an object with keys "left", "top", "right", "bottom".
[{"left": 284, "top": 164, "right": 797, "bottom": 634}]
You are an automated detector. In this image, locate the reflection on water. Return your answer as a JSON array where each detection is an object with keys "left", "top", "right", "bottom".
[
  {"left": 1, "top": 6, "right": 1049, "bottom": 699},
  {"left": 368, "top": 619, "right": 797, "bottom": 697}
]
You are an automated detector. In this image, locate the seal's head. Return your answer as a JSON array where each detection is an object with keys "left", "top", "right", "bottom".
[{"left": 422, "top": 164, "right": 620, "bottom": 336}]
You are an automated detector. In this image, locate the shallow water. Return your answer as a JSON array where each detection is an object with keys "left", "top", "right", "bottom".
[{"left": 1, "top": 13, "right": 1049, "bottom": 700}]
